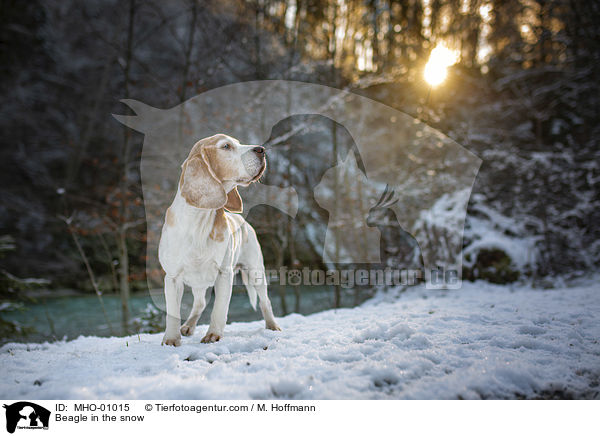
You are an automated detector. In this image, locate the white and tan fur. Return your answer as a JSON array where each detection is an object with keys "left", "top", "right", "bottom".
[{"left": 159, "top": 134, "right": 280, "bottom": 346}]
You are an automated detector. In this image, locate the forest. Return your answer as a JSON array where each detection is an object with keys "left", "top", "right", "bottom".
[{"left": 1, "top": 0, "right": 599, "bottom": 340}]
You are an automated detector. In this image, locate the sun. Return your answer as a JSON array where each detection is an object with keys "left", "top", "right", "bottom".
[{"left": 424, "top": 44, "right": 460, "bottom": 87}]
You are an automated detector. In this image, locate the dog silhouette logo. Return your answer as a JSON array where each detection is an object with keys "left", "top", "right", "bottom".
[
  {"left": 113, "top": 80, "right": 481, "bottom": 289},
  {"left": 3, "top": 402, "right": 50, "bottom": 433},
  {"left": 314, "top": 151, "right": 384, "bottom": 264}
]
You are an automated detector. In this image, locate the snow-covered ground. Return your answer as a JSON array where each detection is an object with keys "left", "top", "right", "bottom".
[{"left": 1, "top": 280, "right": 599, "bottom": 399}]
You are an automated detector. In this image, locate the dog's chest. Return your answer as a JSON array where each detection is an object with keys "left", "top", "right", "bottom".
[
  {"left": 159, "top": 202, "right": 229, "bottom": 286},
  {"left": 163, "top": 229, "right": 225, "bottom": 286}
]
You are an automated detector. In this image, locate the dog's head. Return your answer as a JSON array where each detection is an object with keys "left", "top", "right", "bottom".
[{"left": 179, "top": 134, "right": 266, "bottom": 212}]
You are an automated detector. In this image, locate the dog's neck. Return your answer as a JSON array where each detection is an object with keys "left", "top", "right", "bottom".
[
  {"left": 172, "top": 185, "right": 238, "bottom": 243},
  {"left": 172, "top": 189, "right": 217, "bottom": 235}
]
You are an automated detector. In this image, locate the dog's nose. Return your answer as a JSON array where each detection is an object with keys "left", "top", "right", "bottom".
[{"left": 253, "top": 146, "right": 265, "bottom": 155}]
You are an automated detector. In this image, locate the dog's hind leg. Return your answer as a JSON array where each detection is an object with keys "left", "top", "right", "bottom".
[
  {"left": 239, "top": 228, "right": 281, "bottom": 332},
  {"left": 181, "top": 286, "right": 209, "bottom": 336},
  {"left": 244, "top": 267, "right": 281, "bottom": 331}
]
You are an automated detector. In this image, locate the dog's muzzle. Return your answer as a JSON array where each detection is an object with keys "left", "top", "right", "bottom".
[{"left": 241, "top": 148, "right": 266, "bottom": 181}]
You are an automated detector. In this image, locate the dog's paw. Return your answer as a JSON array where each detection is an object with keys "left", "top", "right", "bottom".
[
  {"left": 200, "top": 333, "right": 221, "bottom": 343},
  {"left": 180, "top": 325, "right": 195, "bottom": 336},
  {"left": 161, "top": 335, "right": 181, "bottom": 347},
  {"left": 266, "top": 321, "right": 282, "bottom": 331}
]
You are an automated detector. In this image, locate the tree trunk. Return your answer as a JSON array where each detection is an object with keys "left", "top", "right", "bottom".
[
  {"left": 118, "top": 0, "right": 136, "bottom": 335},
  {"left": 275, "top": 244, "right": 288, "bottom": 316},
  {"left": 118, "top": 228, "right": 130, "bottom": 334},
  {"left": 328, "top": 4, "right": 342, "bottom": 309},
  {"left": 331, "top": 120, "right": 341, "bottom": 309},
  {"left": 98, "top": 233, "right": 119, "bottom": 294},
  {"left": 179, "top": 0, "right": 198, "bottom": 103}
]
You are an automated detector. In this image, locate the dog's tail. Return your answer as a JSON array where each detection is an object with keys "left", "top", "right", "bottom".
[{"left": 240, "top": 269, "right": 258, "bottom": 310}]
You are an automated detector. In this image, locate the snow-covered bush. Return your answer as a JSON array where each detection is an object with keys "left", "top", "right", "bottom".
[{"left": 463, "top": 195, "right": 540, "bottom": 283}]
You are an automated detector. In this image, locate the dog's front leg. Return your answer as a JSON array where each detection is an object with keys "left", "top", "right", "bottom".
[
  {"left": 201, "top": 270, "right": 233, "bottom": 343},
  {"left": 162, "top": 275, "right": 184, "bottom": 346}
]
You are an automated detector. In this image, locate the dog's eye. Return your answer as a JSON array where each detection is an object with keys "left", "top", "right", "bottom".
[{"left": 222, "top": 143, "right": 231, "bottom": 150}]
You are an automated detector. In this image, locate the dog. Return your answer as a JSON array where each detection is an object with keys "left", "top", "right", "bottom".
[{"left": 158, "top": 134, "right": 281, "bottom": 346}]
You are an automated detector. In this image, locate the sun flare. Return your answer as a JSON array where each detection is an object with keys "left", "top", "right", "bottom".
[{"left": 424, "top": 44, "right": 460, "bottom": 86}]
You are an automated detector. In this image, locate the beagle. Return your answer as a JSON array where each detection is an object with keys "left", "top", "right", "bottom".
[{"left": 159, "top": 134, "right": 281, "bottom": 346}]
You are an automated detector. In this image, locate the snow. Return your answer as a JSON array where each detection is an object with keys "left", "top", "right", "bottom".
[
  {"left": 1, "top": 281, "right": 599, "bottom": 400},
  {"left": 464, "top": 196, "right": 541, "bottom": 271},
  {"left": 414, "top": 188, "right": 471, "bottom": 234}
]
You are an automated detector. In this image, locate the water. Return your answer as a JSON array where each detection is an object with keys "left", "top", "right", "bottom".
[{"left": 2, "top": 285, "right": 370, "bottom": 344}]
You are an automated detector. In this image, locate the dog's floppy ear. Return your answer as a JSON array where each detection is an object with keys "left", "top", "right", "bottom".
[
  {"left": 180, "top": 152, "right": 226, "bottom": 209},
  {"left": 224, "top": 187, "right": 243, "bottom": 213}
]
